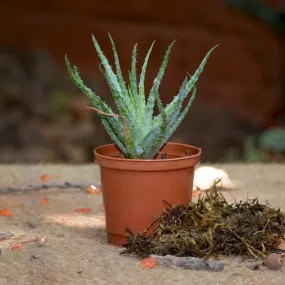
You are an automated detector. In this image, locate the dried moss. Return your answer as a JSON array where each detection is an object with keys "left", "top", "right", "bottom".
[{"left": 122, "top": 179, "right": 285, "bottom": 259}]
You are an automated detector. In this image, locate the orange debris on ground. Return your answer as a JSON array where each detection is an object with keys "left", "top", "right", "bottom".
[
  {"left": 0, "top": 208, "right": 13, "bottom": 216},
  {"left": 40, "top": 175, "right": 52, "bottom": 181},
  {"left": 140, "top": 258, "right": 157, "bottom": 269},
  {"left": 40, "top": 197, "right": 49, "bottom": 205},
  {"left": 12, "top": 243, "right": 24, "bottom": 251},
  {"left": 86, "top": 185, "right": 101, "bottom": 195},
  {"left": 75, "top": 208, "right": 91, "bottom": 213}
]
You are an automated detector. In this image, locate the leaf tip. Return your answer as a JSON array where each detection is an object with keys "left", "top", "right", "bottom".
[
  {"left": 211, "top": 43, "right": 220, "bottom": 51},
  {"left": 108, "top": 32, "right": 114, "bottom": 42},
  {"left": 91, "top": 34, "right": 97, "bottom": 44},
  {"left": 64, "top": 54, "right": 70, "bottom": 63}
]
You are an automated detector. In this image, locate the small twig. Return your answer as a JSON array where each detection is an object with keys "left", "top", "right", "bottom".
[
  {"left": 21, "top": 237, "right": 40, "bottom": 244},
  {"left": 185, "top": 150, "right": 191, "bottom": 156},
  {"left": 270, "top": 248, "right": 285, "bottom": 254},
  {"left": 86, "top": 106, "right": 124, "bottom": 121},
  {"left": 150, "top": 254, "right": 224, "bottom": 271},
  {"left": 162, "top": 200, "right": 173, "bottom": 209},
  {"left": 160, "top": 153, "right": 167, "bottom": 159},
  {"left": 227, "top": 226, "right": 265, "bottom": 259},
  {"left": 86, "top": 106, "right": 129, "bottom": 135},
  {"left": 125, "top": 227, "right": 134, "bottom": 236},
  {"left": 12, "top": 237, "right": 46, "bottom": 248},
  {"left": 228, "top": 273, "right": 243, "bottom": 279},
  {"left": 253, "top": 219, "right": 270, "bottom": 236},
  {"left": 0, "top": 182, "right": 101, "bottom": 193},
  {"left": 0, "top": 232, "right": 13, "bottom": 241},
  {"left": 246, "top": 260, "right": 264, "bottom": 270},
  {"left": 143, "top": 215, "right": 162, "bottom": 236}
]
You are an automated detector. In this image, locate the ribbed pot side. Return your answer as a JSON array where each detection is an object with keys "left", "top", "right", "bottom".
[{"left": 94, "top": 142, "right": 201, "bottom": 246}]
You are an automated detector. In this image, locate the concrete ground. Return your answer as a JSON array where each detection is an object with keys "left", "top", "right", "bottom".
[{"left": 0, "top": 164, "right": 285, "bottom": 285}]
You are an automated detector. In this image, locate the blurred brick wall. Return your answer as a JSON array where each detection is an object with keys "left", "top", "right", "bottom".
[{"left": 0, "top": 0, "right": 282, "bottom": 124}]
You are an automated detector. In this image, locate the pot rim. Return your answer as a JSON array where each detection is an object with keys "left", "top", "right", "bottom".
[
  {"left": 93, "top": 142, "right": 201, "bottom": 171},
  {"left": 94, "top": 142, "right": 201, "bottom": 162}
]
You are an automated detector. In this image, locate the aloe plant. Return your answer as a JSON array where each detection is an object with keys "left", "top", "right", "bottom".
[{"left": 65, "top": 34, "right": 218, "bottom": 159}]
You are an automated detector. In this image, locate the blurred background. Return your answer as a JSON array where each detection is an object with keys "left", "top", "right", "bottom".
[{"left": 0, "top": 0, "right": 284, "bottom": 164}]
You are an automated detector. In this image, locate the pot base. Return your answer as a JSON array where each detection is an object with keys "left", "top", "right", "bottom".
[{"left": 107, "top": 233, "right": 126, "bottom": 246}]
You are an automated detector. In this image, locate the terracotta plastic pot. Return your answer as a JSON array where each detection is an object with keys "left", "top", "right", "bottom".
[{"left": 94, "top": 142, "right": 201, "bottom": 246}]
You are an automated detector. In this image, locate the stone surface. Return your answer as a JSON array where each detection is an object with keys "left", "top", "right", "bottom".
[{"left": 0, "top": 163, "right": 285, "bottom": 285}]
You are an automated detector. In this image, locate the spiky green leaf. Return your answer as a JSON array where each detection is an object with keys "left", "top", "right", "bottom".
[
  {"left": 141, "top": 84, "right": 168, "bottom": 158},
  {"left": 143, "top": 41, "right": 175, "bottom": 135},
  {"left": 92, "top": 35, "right": 121, "bottom": 93},
  {"left": 99, "top": 65, "right": 142, "bottom": 144},
  {"left": 108, "top": 34, "right": 135, "bottom": 115},
  {"left": 151, "top": 44, "right": 219, "bottom": 131},
  {"left": 128, "top": 71, "right": 136, "bottom": 109},
  {"left": 184, "top": 44, "right": 219, "bottom": 93},
  {"left": 65, "top": 55, "right": 138, "bottom": 159},
  {"left": 158, "top": 86, "right": 198, "bottom": 150},
  {"left": 166, "top": 76, "right": 189, "bottom": 126},
  {"left": 140, "top": 125, "right": 161, "bottom": 158},
  {"left": 138, "top": 41, "right": 155, "bottom": 110},
  {"left": 131, "top": 44, "right": 139, "bottom": 99},
  {"left": 65, "top": 35, "right": 218, "bottom": 159},
  {"left": 100, "top": 116, "right": 128, "bottom": 156}
]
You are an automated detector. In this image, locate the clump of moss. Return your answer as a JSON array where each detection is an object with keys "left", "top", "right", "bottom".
[{"left": 122, "top": 180, "right": 285, "bottom": 259}]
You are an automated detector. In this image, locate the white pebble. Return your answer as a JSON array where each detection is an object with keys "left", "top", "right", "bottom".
[{"left": 193, "top": 166, "right": 235, "bottom": 191}]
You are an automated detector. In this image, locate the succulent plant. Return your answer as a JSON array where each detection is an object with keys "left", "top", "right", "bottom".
[{"left": 65, "top": 34, "right": 218, "bottom": 159}]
